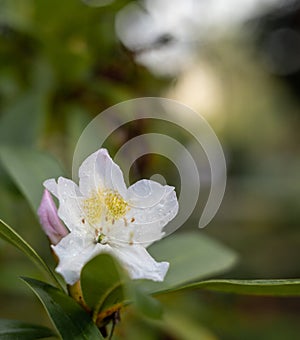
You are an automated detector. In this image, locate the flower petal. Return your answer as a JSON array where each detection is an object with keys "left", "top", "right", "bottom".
[
  {"left": 106, "top": 180, "right": 178, "bottom": 246},
  {"left": 37, "top": 189, "right": 69, "bottom": 245},
  {"left": 79, "top": 148, "right": 127, "bottom": 198},
  {"left": 52, "top": 232, "right": 110, "bottom": 285},
  {"left": 127, "top": 182, "right": 178, "bottom": 224},
  {"left": 43, "top": 178, "right": 58, "bottom": 197},
  {"left": 112, "top": 244, "right": 169, "bottom": 282},
  {"left": 108, "top": 219, "right": 165, "bottom": 247},
  {"left": 114, "top": 180, "right": 179, "bottom": 245},
  {"left": 44, "top": 177, "right": 84, "bottom": 232},
  {"left": 127, "top": 179, "right": 167, "bottom": 208}
]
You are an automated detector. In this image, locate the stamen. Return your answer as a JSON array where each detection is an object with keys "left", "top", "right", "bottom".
[
  {"left": 83, "top": 189, "right": 129, "bottom": 227},
  {"left": 104, "top": 191, "right": 128, "bottom": 221},
  {"left": 129, "top": 231, "right": 134, "bottom": 246},
  {"left": 83, "top": 193, "right": 103, "bottom": 225}
]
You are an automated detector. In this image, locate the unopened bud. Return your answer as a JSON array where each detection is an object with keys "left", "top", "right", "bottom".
[{"left": 38, "top": 189, "right": 69, "bottom": 245}]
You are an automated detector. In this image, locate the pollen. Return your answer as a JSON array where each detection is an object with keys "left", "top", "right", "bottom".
[
  {"left": 83, "top": 189, "right": 128, "bottom": 226},
  {"left": 104, "top": 190, "right": 128, "bottom": 221},
  {"left": 83, "top": 193, "right": 103, "bottom": 225}
]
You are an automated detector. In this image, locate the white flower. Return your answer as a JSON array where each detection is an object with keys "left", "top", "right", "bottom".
[{"left": 43, "top": 148, "right": 178, "bottom": 285}]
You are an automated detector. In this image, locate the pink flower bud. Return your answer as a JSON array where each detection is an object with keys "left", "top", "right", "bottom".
[{"left": 38, "top": 189, "right": 69, "bottom": 245}]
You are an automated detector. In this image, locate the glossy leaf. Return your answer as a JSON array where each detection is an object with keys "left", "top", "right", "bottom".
[
  {"left": 140, "top": 232, "right": 238, "bottom": 294},
  {"left": 175, "top": 279, "right": 300, "bottom": 296},
  {"left": 81, "top": 253, "right": 163, "bottom": 322},
  {"left": 0, "top": 219, "right": 63, "bottom": 290},
  {"left": 0, "top": 146, "right": 64, "bottom": 212},
  {"left": 22, "top": 278, "right": 102, "bottom": 340},
  {"left": 0, "top": 319, "right": 56, "bottom": 339},
  {"left": 81, "top": 254, "right": 126, "bottom": 316}
]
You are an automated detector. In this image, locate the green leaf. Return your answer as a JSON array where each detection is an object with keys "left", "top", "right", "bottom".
[
  {"left": 129, "top": 284, "right": 163, "bottom": 320},
  {"left": 81, "top": 253, "right": 126, "bottom": 318},
  {"left": 81, "top": 253, "right": 162, "bottom": 322},
  {"left": 163, "top": 311, "right": 217, "bottom": 340},
  {"left": 0, "top": 218, "right": 63, "bottom": 290},
  {"left": 0, "top": 319, "right": 57, "bottom": 339},
  {"left": 0, "top": 146, "right": 64, "bottom": 212},
  {"left": 22, "top": 277, "right": 103, "bottom": 340},
  {"left": 175, "top": 279, "right": 300, "bottom": 296},
  {"left": 140, "top": 232, "right": 238, "bottom": 294}
]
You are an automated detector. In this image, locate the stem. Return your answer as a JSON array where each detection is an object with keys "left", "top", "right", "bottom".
[
  {"left": 92, "top": 281, "right": 122, "bottom": 324},
  {"left": 68, "top": 280, "right": 91, "bottom": 313}
]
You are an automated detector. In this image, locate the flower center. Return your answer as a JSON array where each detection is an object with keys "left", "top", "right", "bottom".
[
  {"left": 83, "top": 194, "right": 103, "bottom": 225},
  {"left": 83, "top": 189, "right": 128, "bottom": 226},
  {"left": 96, "top": 233, "right": 108, "bottom": 245},
  {"left": 104, "top": 191, "right": 128, "bottom": 221}
]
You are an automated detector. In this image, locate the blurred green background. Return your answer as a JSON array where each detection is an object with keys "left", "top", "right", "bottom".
[{"left": 0, "top": 0, "right": 300, "bottom": 339}]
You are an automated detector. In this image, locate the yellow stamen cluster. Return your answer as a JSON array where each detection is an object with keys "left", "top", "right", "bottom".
[
  {"left": 83, "top": 194, "right": 103, "bottom": 225},
  {"left": 104, "top": 191, "right": 128, "bottom": 220},
  {"left": 83, "top": 189, "right": 128, "bottom": 226}
]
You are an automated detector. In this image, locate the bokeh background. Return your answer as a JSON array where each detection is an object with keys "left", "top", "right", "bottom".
[{"left": 0, "top": 0, "right": 300, "bottom": 339}]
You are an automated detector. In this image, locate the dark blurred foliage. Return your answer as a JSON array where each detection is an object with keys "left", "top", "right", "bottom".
[{"left": 255, "top": 0, "right": 300, "bottom": 97}]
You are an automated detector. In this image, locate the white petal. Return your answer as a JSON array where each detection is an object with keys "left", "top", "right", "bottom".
[
  {"left": 112, "top": 244, "right": 169, "bottom": 282},
  {"left": 107, "top": 180, "right": 178, "bottom": 245},
  {"left": 108, "top": 219, "right": 164, "bottom": 247},
  {"left": 127, "top": 179, "right": 166, "bottom": 208},
  {"left": 128, "top": 184, "right": 178, "bottom": 224},
  {"left": 44, "top": 177, "right": 84, "bottom": 232},
  {"left": 52, "top": 232, "right": 110, "bottom": 285},
  {"left": 116, "top": 180, "right": 179, "bottom": 245},
  {"left": 44, "top": 179, "right": 58, "bottom": 197},
  {"left": 79, "top": 148, "right": 127, "bottom": 197}
]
